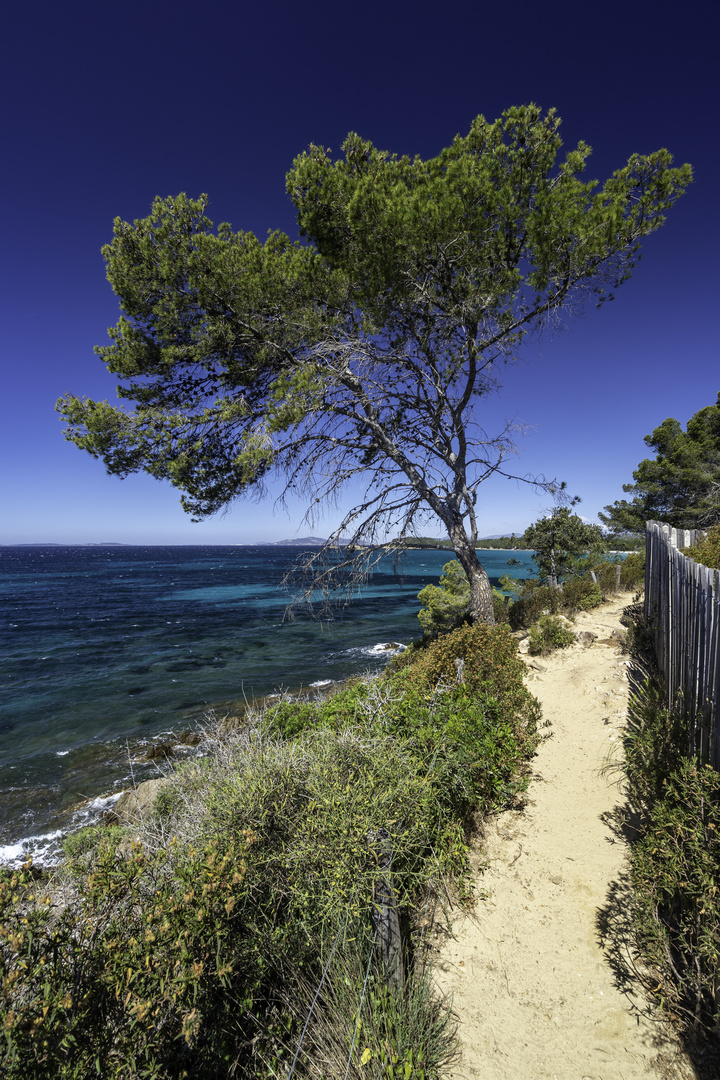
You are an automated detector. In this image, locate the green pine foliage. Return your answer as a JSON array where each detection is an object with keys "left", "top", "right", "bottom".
[
  {"left": 601, "top": 393, "right": 720, "bottom": 535},
  {"left": 57, "top": 107, "right": 691, "bottom": 622},
  {"left": 417, "top": 560, "right": 471, "bottom": 636}
]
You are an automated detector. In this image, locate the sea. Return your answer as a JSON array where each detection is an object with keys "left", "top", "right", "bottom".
[{"left": 0, "top": 544, "right": 535, "bottom": 867}]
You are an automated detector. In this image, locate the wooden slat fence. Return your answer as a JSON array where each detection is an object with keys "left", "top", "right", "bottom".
[{"left": 645, "top": 521, "right": 720, "bottom": 768}]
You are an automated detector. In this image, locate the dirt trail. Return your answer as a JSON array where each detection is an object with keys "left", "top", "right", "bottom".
[{"left": 433, "top": 599, "right": 696, "bottom": 1080}]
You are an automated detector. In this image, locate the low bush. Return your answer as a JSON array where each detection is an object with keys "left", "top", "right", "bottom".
[
  {"left": 561, "top": 576, "right": 603, "bottom": 612},
  {"left": 503, "top": 551, "right": 646, "bottom": 630},
  {"left": 630, "top": 759, "right": 720, "bottom": 1031},
  {"left": 1, "top": 831, "right": 261, "bottom": 1079},
  {"left": 682, "top": 524, "right": 720, "bottom": 570},
  {"left": 527, "top": 615, "right": 575, "bottom": 656},
  {"left": 621, "top": 618, "right": 720, "bottom": 1042},
  {"left": 505, "top": 580, "right": 560, "bottom": 630},
  {"left": 619, "top": 551, "right": 646, "bottom": 590},
  {"left": 623, "top": 681, "right": 689, "bottom": 813},
  {"left": 594, "top": 560, "right": 624, "bottom": 597}
]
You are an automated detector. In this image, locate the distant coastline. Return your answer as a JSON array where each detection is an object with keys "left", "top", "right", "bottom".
[{"left": 1, "top": 536, "right": 532, "bottom": 550}]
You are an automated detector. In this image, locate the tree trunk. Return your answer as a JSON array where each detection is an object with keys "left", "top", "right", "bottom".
[
  {"left": 549, "top": 545, "right": 558, "bottom": 590},
  {"left": 455, "top": 546, "right": 495, "bottom": 625}
]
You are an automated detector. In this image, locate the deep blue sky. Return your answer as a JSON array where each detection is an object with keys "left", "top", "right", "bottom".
[{"left": 2, "top": 0, "right": 717, "bottom": 544}]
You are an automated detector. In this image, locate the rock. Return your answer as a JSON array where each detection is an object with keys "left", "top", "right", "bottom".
[
  {"left": 177, "top": 730, "right": 202, "bottom": 746},
  {"left": 575, "top": 631, "right": 597, "bottom": 648},
  {"left": 109, "top": 778, "right": 171, "bottom": 825},
  {"left": 217, "top": 714, "right": 244, "bottom": 734},
  {"left": 142, "top": 741, "right": 175, "bottom": 761}
]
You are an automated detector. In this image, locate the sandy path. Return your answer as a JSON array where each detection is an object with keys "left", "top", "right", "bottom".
[{"left": 433, "top": 599, "right": 696, "bottom": 1080}]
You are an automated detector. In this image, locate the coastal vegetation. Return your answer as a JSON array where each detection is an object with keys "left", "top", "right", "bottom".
[
  {"left": 393, "top": 536, "right": 527, "bottom": 551},
  {"left": 0, "top": 619, "right": 541, "bottom": 1078},
  {"left": 521, "top": 499, "right": 606, "bottom": 589},
  {"left": 621, "top": 658, "right": 720, "bottom": 1045},
  {"left": 682, "top": 523, "right": 720, "bottom": 569},
  {"left": 415, "top": 504, "right": 646, "bottom": 646},
  {"left": 601, "top": 393, "right": 720, "bottom": 535},
  {"left": 58, "top": 106, "right": 690, "bottom": 623}
]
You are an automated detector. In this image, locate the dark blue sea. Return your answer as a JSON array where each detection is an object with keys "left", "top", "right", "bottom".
[{"left": 0, "top": 545, "right": 535, "bottom": 865}]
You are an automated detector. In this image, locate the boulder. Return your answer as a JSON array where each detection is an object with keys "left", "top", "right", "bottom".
[
  {"left": 109, "top": 778, "right": 171, "bottom": 825},
  {"left": 141, "top": 741, "right": 175, "bottom": 761}
]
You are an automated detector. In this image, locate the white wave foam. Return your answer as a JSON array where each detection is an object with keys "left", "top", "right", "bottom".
[
  {"left": 0, "top": 830, "right": 64, "bottom": 868},
  {"left": 309, "top": 679, "right": 333, "bottom": 688},
  {"left": 349, "top": 641, "right": 407, "bottom": 658}
]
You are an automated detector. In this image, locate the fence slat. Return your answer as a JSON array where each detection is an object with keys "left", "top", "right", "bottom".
[{"left": 644, "top": 522, "right": 719, "bottom": 763}]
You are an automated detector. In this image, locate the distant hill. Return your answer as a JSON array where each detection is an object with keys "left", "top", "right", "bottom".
[
  {"left": 267, "top": 537, "right": 366, "bottom": 547},
  {"left": 269, "top": 537, "right": 327, "bottom": 547}
]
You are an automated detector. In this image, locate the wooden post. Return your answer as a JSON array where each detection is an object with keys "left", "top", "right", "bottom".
[{"left": 368, "top": 828, "right": 405, "bottom": 992}]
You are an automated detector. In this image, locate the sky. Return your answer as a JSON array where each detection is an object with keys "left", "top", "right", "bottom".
[{"left": 1, "top": 0, "right": 717, "bottom": 545}]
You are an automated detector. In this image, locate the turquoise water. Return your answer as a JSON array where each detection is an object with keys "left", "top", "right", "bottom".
[{"left": 0, "top": 544, "right": 535, "bottom": 863}]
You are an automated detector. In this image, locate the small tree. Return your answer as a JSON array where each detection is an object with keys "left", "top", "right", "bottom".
[
  {"left": 417, "top": 560, "right": 471, "bottom": 636},
  {"left": 523, "top": 502, "right": 606, "bottom": 588},
  {"left": 600, "top": 394, "right": 720, "bottom": 535},
  {"left": 57, "top": 105, "right": 691, "bottom": 623}
]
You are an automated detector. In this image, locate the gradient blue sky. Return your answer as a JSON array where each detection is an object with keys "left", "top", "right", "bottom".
[{"left": 2, "top": 0, "right": 717, "bottom": 545}]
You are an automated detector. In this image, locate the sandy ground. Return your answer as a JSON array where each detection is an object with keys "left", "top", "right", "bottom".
[{"left": 433, "top": 598, "right": 697, "bottom": 1080}]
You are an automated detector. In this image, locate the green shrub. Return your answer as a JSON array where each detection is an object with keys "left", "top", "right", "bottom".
[
  {"left": 0, "top": 832, "right": 260, "bottom": 1079},
  {"left": 591, "top": 560, "right": 622, "bottom": 597},
  {"left": 623, "top": 681, "right": 689, "bottom": 813},
  {"left": 492, "top": 588, "right": 510, "bottom": 623},
  {"left": 265, "top": 698, "right": 322, "bottom": 738},
  {"left": 561, "top": 576, "right": 603, "bottom": 612},
  {"left": 527, "top": 615, "right": 575, "bottom": 656},
  {"left": 619, "top": 551, "right": 645, "bottom": 590},
  {"left": 416, "top": 560, "right": 470, "bottom": 636},
  {"left": 683, "top": 524, "right": 720, "bottom": 570},
  {"left": 506, "top": 580, "right": 560, "bottom": 629},
  {"left": 631, "top": 759, "right": 720, "bottom": 1031},
  {"left": 394, "top": 621, "right": 529, "bottom": 705}
]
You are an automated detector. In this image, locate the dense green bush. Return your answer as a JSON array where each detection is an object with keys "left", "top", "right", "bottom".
[
  {"left": 619, "top": 551, "right": 646, "bottom": 590},
  {"left": 502, "top": 551, "right": 645, "bottom": 630},
  {"left": 631, "top": 759, "right": 720, "bottom": 1031},
  {"left": 623, "top": 681, "right": 689, "bottom": 813},
  {"left": 560, "top": 576, "right": 603, "bottom": 612},
  {"left": 527, "top": 615, "right": 575, "bottom": 656},
  {"left": 1, "top": 832, "right": 261, "bottom": 1078},
  {"left": 621, "top": 622, "right": 720, "bottom": 1040},
  {"left": 504, "top": 579, "right": 560, "bottom": 630},
  {"left": 492, "top": 587, "right": 511, "bottom": 624},
  {"left": 416, "top": 560, "right": 470, "bottom": 636},
  {"left": 683, "top": 524, "right": 720, "bottom": 570}
]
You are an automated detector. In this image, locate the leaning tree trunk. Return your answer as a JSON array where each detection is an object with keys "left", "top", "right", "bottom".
[{"left": 455, "top": 545, "right": 495, "bottom": 625}]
